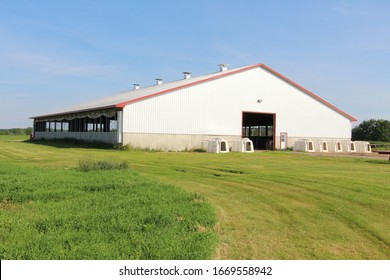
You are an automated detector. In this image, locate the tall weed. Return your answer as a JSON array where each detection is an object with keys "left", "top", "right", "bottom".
[{"left": 78, "top": 159, "right": 128, "bottom": 172}]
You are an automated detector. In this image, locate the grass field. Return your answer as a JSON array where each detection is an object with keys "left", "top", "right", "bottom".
[
  {"left": 1, "top": 135, "right": 390, "bottom": 259},
  {"left": 0, "top": 136, "right": 216, "bottom": 259}
]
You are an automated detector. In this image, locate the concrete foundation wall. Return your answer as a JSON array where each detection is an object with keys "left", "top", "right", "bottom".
[
  {"left": 122, "top": 133, "right": 240, "bottom": 151},
  {"left": 34, "top": 132, "right": 118, "bottom": 144}
]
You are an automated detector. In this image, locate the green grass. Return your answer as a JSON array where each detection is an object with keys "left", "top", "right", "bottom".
[{"left": 1, "top": 136, "right": 390, "bottom": 259}]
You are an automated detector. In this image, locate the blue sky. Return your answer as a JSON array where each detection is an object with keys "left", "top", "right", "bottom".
[{"left": 1, "top": 0, "right": 389, "bottom": 128}]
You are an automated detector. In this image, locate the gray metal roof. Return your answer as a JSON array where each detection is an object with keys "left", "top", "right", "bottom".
[{"left": 31, "top": 64, "right": 255, "bottom": 119}]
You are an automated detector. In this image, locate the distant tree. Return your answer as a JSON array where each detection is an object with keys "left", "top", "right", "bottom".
[
  {"left": 0, "top": 128, "right": 33, "bottom": 135},
  {"left": 352, "top": 119, "right": 390, "bottom": 142},
  {"left": 25, "top": 127, "right": 33, "bottom": 135}
]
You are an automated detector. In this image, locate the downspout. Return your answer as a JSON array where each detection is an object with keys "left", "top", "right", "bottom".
[
  {"left": 117, "top": 110, "right": 123, "bottom": 144},
  {"left": 32, "top": 119, "right": 36, "bottom": 140}
]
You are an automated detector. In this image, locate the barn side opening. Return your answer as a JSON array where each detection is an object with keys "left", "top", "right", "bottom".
[
  {"left": 34, "top": 112, "right": 119, "bottom": 133},
  {"left": 32, "top": 109, "right": 121, "bottom": 144},
  {"left": 242, "top": 112, "right": 275, "bottom": 150}
]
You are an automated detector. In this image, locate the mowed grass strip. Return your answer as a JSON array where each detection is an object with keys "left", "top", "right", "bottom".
[
  {"left": 0, "top": 160, "right": 216, "bottom": 259},
  {"left": 1, "top": 136, "right": 390, "bottom": 259},
  {"left": 113, "top": 151, "right": 390, "bottom": 259}
]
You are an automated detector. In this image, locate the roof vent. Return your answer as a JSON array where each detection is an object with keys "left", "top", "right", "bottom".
[
  {"left": 219, "top": 64, "right": 228, "bottom": 72},
  {"left": 155, "top": 78, "right": 163, "bottom": 85},
  {"left": 183, "top": 72, "right": 191, "bottom": 79},
  {"left": 133, "top": 83, "right": 140, "bottom": 90}
]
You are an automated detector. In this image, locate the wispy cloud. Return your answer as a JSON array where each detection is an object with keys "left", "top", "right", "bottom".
[{"left": 0, "top": 46, "right": 126, "bottom": 84}]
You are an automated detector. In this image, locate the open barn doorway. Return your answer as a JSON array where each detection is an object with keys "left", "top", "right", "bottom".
[{"left": 242, "top": 112, "right": 275, "bottom": 150}]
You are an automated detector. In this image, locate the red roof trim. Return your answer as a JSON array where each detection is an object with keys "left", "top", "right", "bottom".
[{"left": 115, "top": 63, "right": 357, "bottom": 122}]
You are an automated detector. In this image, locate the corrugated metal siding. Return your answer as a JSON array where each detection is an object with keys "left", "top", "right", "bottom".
[
  {"left": 123, "top": 74, "right": 244, "bottom": 135},
  {"left": 122, "top": 68, "right": 352, "bottom": 138}
]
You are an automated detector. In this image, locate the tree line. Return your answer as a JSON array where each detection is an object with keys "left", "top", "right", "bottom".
[
  {"left": 352, "top": 119, "right": 390, "bottom": 142},
  {"left": 0, "top": 128, "right": 33, "bottom": 135}
]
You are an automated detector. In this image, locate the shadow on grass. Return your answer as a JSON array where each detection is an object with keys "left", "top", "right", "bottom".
[
  {"left": 25, "top": 138, "right": 120, "bottom": 150},
  {"left": 365, "top": 159, "right": 390, "bottom": 165}
]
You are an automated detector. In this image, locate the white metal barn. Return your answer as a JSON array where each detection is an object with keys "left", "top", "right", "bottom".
[{"left": 30, "top": 63, "right": 357, "bottom": 151}]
